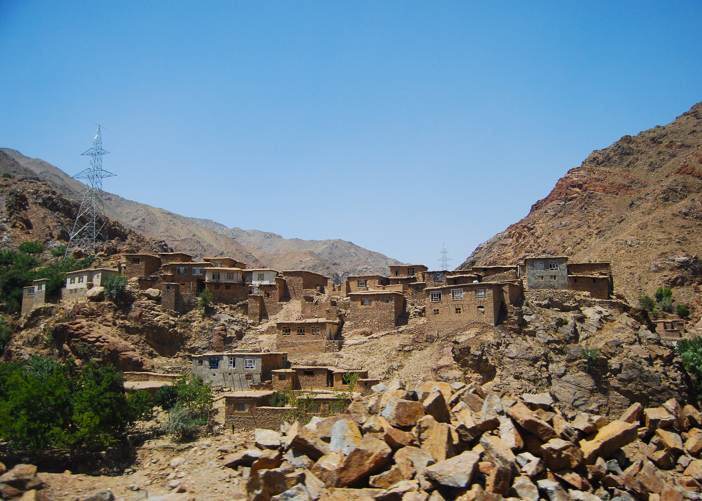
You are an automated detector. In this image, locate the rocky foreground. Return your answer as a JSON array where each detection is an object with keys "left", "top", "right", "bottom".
[{"left": 4, "top": 379, "right": 702, "bottom": 500}]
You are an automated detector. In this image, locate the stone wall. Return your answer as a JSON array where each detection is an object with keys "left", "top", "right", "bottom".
[
  {"left": 568, "top": 262, "right": 611, "bottom": 276},
  {"left": 301, "top": 296, "right": 340, "bottom": 320},
  {"left": 124, "top": 255, "right": 161, "bottom": 280},
  {"left": 248, "top": 295, "right": 264, "bottom": 323},
  {"left": 282, "top": 272, "right": 328, "bottom": 300},
  {"left": 21, "top": 287, "right": 35, "bottom": 316},
  {"left": 138, "top": 277, "right": 161, "bottom": 291},
  {"left": 526, "top": 257, "right": 568, "bottom": 290},
  {"left": 277, "top": 337, "right": 342, "bottom": 356},
  {"left": 295, "top": 368, "right": 331, "bottom": 390},
  {"left": 123, "top": 372, "right": 181, "bottom": 383},
  {"left": 226, "top": 406, "right": 290, "bottom": 432},
  {"left": 207, "top": 282, "right": 248, "bottom": 305}
]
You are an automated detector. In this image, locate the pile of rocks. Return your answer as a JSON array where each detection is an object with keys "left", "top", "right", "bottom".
[
  {"left": 220, "top": 380, "right": 702, "bottom": 500},
  {"left": 0, "top": 463, "right": 49, "bottom": 500}
]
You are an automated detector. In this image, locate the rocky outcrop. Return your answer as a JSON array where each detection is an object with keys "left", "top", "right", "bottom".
[{"left": 216, "top": 381, "right": 702, "bottom": 500}]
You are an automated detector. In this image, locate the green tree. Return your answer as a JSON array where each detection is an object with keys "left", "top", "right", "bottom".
[
  {"left": 155, "top": 385, "right": 179, "bottom": 411},
  {"left": 659, "top": 296, "right": 674, "bottom": 313},
  {"left": 103, "top": 275, "right": 128, "bottom": 304},
  {"left": 639, "top": 295, "right": 656, "bottom": 312},
  {"left": 0, "top": 318, "right": 12, "bottom": 354},
  {"left": 581, "top": 348, "right": 603, "bottom": 373},
  {"left": 50, "top": 245, "right": 67, "bottom": 258}
]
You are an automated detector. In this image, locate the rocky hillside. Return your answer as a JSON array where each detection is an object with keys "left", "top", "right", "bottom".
[
  {"left": 0, "top": 149, "right": 400, "bottom": 281},
  {"left": 459, "top": 102, "right": 702, "bottom": 304}
]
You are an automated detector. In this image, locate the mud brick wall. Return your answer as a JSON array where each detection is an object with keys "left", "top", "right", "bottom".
[
  {"left": 124, "top": 255, "right": 161, "bottom": 279},
  {"left": 62, "top": 287, "right": 89, "bottom": 301},
  {"left": 276, "top": 336, "right": 341, "bottom": 356},
  {"left": 272, "top": 373, "right": 296, "bottom": 391},
  {"left": 295, "top": 369, "right": 330, "bottom": 390},
  {"left": 425, "top": 285, "right": 503, "bottom": 332},
  {"left": 159, "top": 253, "right": 192, "bottom": 265},
  {"left": 207, "top": 282, "right": 248, "bottom": 305},
  {"left": 346, "top": 276, "right": 390, "bottom": 294},
  {"left": 568, "top": 262, "right": 611, "bottom": 276},
  {"left": 283, "top": 272, "right": 328, "bottom": 300},
  {"left": 261, "top": 353, "right": 288, "bottom": 381},
  {"left": 524, "top": 289, "right": 590, "bottom": 305},
  {"left": 501, "top": 282, "right": 523, "bottom": 305},
  {"left": 481, "top": 270, "right": 518, "bottom": 283},
  {"left": 347, "top": 294, "right": 404, "bottom": 333},
  {"left": 138, "top": 276, "right": 161, "bottom": 291},
  {"left": 226, "top": 405, "right": 289, "bottom": 431},
  {"left": 568, "top": 276, "right": 610, "bottom": 299},
  {"left": 161, "top": 283, "right": 188, "bottom": 313},
  {"left": 123, "top": 372, "right": 181, "bottom": 383},
  {"left": 248, "top": 295, "right": 263, "bottom": 322},
  {"left": 301, "top": 297, "right": 340, "bottom": 320}
]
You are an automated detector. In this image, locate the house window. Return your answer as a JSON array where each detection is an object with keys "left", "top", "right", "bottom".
[
  {"left": 215, "top": 262, "right": 222, "bottom": 267},
  {"left": 430, "top": 291, "right": 442, "bottom": 303},
  {"left": 311, "top": 327, "right": 320, "bottom": 335},
  {"left": 279, "top": 374, "right": 286, "bottom": 380},
  {"left": 226, "top": 273, "right": 234, "bottom": 280},
  {"left": 257, "top": 273, "right": 265, "bottom": 282},
  {"left": 209, "top": 358, "right": 219, "bottom": 369},
  {"left": 451, "top": 289, "right": 464, "bottom": 301},
  {"left": 229, "top": 357, "right": 235, "bottom": 368},
  {"left": 192, "top": 267, "right": 203, "bottom": 276},
  {"left": 212, "top": 272, "right": 220, "bottom": 280},
  {"left": 455, "top": 307, "right": 462, "bottom": 314},
  {"left": 297, "top": 327, "right": 305, "bottom": 335},
  {"left": 357, "top": 280, "right": 367, "bottom": 288},
  {"left": 384, "top": 299, "right": 390, "bottom": 303},
  {"left": 434, "top": 272, "right": 444, "bottom": 282},
  {"left": 538, "top": 276, "right": 545, "bottom": 281},
  {"left": 361, "top": 298, "right": 372, "bottom": 306},
  {"left": 27, "top": 288, "right": 34, "bottom": 296},
  {"left": 37, "top": 284, "right": 43, "bottom": 291},
  {"left": 245, "top": 374, "right": 252, "bottom": 380},
  {"left": 78, "top": 276, "right": 84, "bottom": 283},
  {"left": 282, "top": 327, "right": 291, "bottom": 335},
  {"left": 94, "top": 274, "right": 100, "bottom": 282},
  {"left": 304, "top": 371, "right": 314, "bottom": 376},
  {"left": 132, "top": 258, "right": 141, "bottom": 264},
  {"left": 433, "top": 309, "right": 439, "bottom": 315},
  {"left": 244, "top": 358, "right": 255, "bottom": 369},
  {"left": 214, "top": 285, "right": 220, "bottom": 290},
  {"left": 476, "top": 289, "right": 487, "bottom": 299},
  {"left": 177, "top": 267, "right": 187, "bottom": 275},
  {"left": 477, "top": 306, "right": 485, "bottom": 314},
  {"left": 550, "top": 276, "right": 557, "bottom": 281},
  {"left": 535, "top": 262, "right": 545, "bottom": 271},
  {"left": 198, "top": 360, "right": 203, "bottom": 366},
  {"left": 69, "top": 278, "right": 76, "bottom": 284},
  {"left": 407, "top": 268, "right": 415, "bottom": 276},
  {"left": 549, "top": 261, "right": 559, "bottom": 270},
  {"left": 225, "top": 285, "right": 231, "bottom": 290},
  {"left": 235, "top": 401, "right": 248, "bottom": 412}
]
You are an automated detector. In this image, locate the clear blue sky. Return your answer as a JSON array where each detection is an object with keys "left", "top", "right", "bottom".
[{"left": 1, "top": 1, "right": 700, "bottom": 266}]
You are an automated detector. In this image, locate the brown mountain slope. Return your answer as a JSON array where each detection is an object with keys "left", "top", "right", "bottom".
[
  {"left": 459, "top": 101, "right": 702, "bottom": 303},
  {"left": 0, "top": 149, "right": 400, "bottom": 281}
]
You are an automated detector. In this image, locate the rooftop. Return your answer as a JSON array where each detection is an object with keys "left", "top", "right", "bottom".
[
  {"left": 348, "top": 290, "right": 404, "bottom": 296},
  {"left": 124, "top": 381, "right": 173, "bottom": 390},
  {"left": 194, "top": 352, "right": 287, "bottom": 357},
  {"left": 347, "top": 274, "right": 388, "bottom": 279},
  {"left": 163, "top": 262, "right": 210, "bottom": 266},
  {"left": 204, "top": 267, "right": 242, "bottom": 272},
  {"left": 245, "top": 268, "right": 279, "bottom": 272},
  {"left": 223, "top": 391, "right": 276, "bottom": 398},
  {"left": 123, "top": 253, "right": 160, "bottom": 258},
  {"left": 424, "top": 282, "right": 504, "bottom": 291},
  {"left": 276, "top": 319, "right": 340, "bottom": 325}
]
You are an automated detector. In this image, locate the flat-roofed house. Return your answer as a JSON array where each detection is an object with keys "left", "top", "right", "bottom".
[
  {"left": 204, "top": 267, "right": 247, "bottom": 304},
  {"left": 425, "top": 282, "right": 510, "bottom": 331},
  {"left": 203, "top": 257, "right": 248, "bottom": 269},
  {"left": 347, "top": 290, "right": 406, "bottom": 333},
  {"left": 63, "top": 267, "right": 120, "bottom": 300},
  {"left": 122, "top": 253, "right": 161, "bottom": 279},
  {"left": 276, "top": 319, "right": 342, "bottom": 355},
  {"left": 191, "top": 352, "right": 288, "bottom": 389}
]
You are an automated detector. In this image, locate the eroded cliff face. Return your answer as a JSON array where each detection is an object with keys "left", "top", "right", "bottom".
[{"left": 460, "top": 102, "right": 702, "bottom": 305}]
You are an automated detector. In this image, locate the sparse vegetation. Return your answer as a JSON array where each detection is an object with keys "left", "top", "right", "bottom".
[
  {"left": 342, "top": 371, "right": 360, "bottom": 391},
  {"left": 162, "top": 374, "right": 213, "bottom": 440},
  {"left": 198, "top": 288, "right": 213, "bottom": 309},
  {"left": 50, "top": 245, "right": 67, "bottom": 257},
  {"left": 678, "top": 337, "right": 702, "bottom": 401},
  {"left": 654, "top": 287, "right": 673, "bottom": 302},
  {"left": 270, "top": 391, "right": 289, "bottom": 407},
  {"left": 659, "top": 296, "right": 674, "bottom": 313},
  {"left": 103, "top": 275, "right": 128, "bottom": 304},
  {"left": 18, "top": 241, "right": 44, "bottom": 255},
  {"left": 282, "top": 389, "right": 317, "bottom": 424},
  {"left": 2, "top": 173, "right": 14, "bottom": 179},
  {"left": 581, "top": 347, "right": 602, "bottom": 373},
  {"left": 155, "top": 384, "right": 179, "bottom": 411},
  {"left": 639, "top": 295, "right": 656, "bottom": 312}
]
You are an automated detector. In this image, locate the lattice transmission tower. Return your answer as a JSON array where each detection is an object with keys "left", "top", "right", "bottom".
[
  {"left": 66, "top": 126, "right": 116, "bottom": 256},
  {"left": 438, "top": 244, "right": 452, "bottom": 271}
]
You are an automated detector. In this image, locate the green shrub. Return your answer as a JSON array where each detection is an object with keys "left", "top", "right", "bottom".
[
  {"left": 103, "top": 275, "right": 128, "bottom": 304},
  {"left": 18, "top": 241, "right": 44, "bottom": 255},
  {"left": 270, "top": 391, "right": 289, "bottom": 407},
  {"left": 164, "top": 404, "right": 202, "bottom": 441},
  {"left": 654, "top": 287, "right": 673, "bottom": 302},
  {"left": 639, "top": 295, "right": 656, "bottom": 312},
  {"left": 198, "top": 289, "right": 213, "bottom": 309},
  {"left": 0, "top": 318, "right": 11, "bottom": 354},
  {"left": 677, "top": 304, "right": 691, "bottom": 317},
  {"left": 659, "top": 297, "right": 674, "bottom": 313},
  {"left": 2, "top": 173, "right": 14, "bottom": 179},
  {"left": 678, "top": 337, "right": 702, "bottom": 401},
  {"left": 50, "top": 245, "right": 66, "bottom": 258},
  {"left": 342, "top": 372, "right": 360, "bottom": 391},
  {"left": 581, "top": 348, "right": 602, "bottom": 373}
]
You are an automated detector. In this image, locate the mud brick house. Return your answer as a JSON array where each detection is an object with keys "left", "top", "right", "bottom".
[
  {"left": 282, "top": 270, "right": 329, "bottom": 299},
  {"left": 63, "top": 267, "right": 120, "bottom": 300},
  {"left": 345, "top": 275, "right": 391, "bottom": 294},
  {"left": 158, "top": 252, "right": 194, "bottom": 264},
  {"left": 275, "top": 319, "right": 342, "bottom": 355},
  {"left": 191, "top": 352, "right": 288, "bottom": 389},
  {"left": 347, "top": 290, "right": 406, "bottom": 333},
  {"left": 425, "top": 282, "right": 517, "bottom": 330},
  {"left": 204, "top": 267, "right": 248, "bottom": 303},
  {"left": 203, "top": 257, "right": 247, "bottom": 269},
  {"left": 123, "top": 253, "right": 161, "bottom": 280},
  {"left": 301, "top": 294, "right": 342, "bottom": 320},
  {"left": 520, "top": 257, "right": 612, "bottom": 299},
  {"left": 271, "top": 366, "right": 370, "bottom": 392},
  {"left": 223, "top": 391, "right": 282, "bottom": 431},
  {"left": 160, "top": 260, "right": 210, "bottom": 296},
  {"left": 21, "top": 278, "right": 53, "bottom": 315}
]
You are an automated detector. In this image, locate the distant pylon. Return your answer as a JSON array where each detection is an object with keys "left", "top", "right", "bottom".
[
  {"left": 66, "top": 126, "right": 116, "bottom": 256},
  {"left": 438, "top": 244, "right": 452, "bottom": 271}
]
